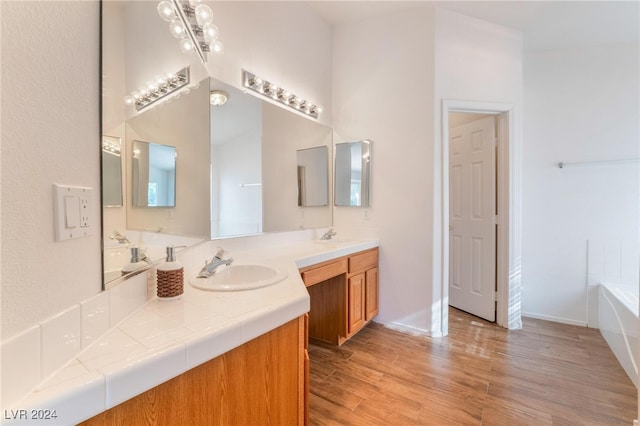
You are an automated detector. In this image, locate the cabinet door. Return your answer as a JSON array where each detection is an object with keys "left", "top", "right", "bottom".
[
  {"left": 365, "top": 267, "right": 379, "bottom": 320},
  {"left": 348, "top": 273, "right": 366, "bottom": 334}
]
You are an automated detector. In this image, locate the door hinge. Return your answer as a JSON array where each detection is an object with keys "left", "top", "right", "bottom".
[
  {"left": 493, "top": 215, "right": 498, "bottom": 225},
  {"left": 494, "top": 291, "right": 498, "bottom": 302}
]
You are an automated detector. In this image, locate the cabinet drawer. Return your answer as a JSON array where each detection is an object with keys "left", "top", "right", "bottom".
[
  {"left": 301, "top": 259, "right": 347, "bottom": 287},
  {"left": 348, "top": 249, "right": 378, "bottom": 274}
]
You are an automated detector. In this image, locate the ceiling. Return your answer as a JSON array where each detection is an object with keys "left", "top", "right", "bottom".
[{"left": 307, "top": 1, "right": 640, "bottom": 52}]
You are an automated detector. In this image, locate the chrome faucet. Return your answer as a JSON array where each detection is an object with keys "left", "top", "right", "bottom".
[
  {"left": 110, "top": 230, "right": 131, "bottom": 244},
  {"left": 320, "top": 228, "right": 337, "bottom": 240},
  {"left": 197, "top": 248, "right": 233, "bottom": 278}
]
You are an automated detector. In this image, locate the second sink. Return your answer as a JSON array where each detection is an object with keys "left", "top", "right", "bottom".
[{"left": 189, "top": 264, "right": 288, "bottom": 291}]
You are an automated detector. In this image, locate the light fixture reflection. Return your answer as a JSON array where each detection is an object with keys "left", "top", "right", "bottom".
[
  {"left": 242, "top": 70, "right": 321, "bottom": 119},
  {"left": 124, "top": 67, "right": 191, "bottom": 111},
  {"left": 157, "top": 0, "right": 223, "bottom": 64},
  {"left": 210, "top": 90, "right": 229, "bottom": 106}
]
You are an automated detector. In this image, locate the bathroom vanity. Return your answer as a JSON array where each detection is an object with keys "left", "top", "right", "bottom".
[
  {"left": 79, "top": 315, "right": 309, "bottom": 426},
  {"left": 5, "top": 236, "right": 378, "bottom": 425},
  {"left": 300, "top": 247, "right": 379, "bottom": 345}
]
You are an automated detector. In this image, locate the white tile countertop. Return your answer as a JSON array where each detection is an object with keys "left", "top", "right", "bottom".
[{"left": 3, "top": 237, "right": 379, "bottom": 425}]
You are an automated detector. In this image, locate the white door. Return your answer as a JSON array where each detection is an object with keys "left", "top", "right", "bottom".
[{"left": 449, "top": 115, "right": 497, "bottom": 322}]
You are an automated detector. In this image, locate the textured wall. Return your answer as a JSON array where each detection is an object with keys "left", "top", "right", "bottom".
[
  {"left": 1, "top": 1, "right": 102, "bottom": 339},
  {"left": 332, "top": 5, "right": 438, "bottom": 334}
]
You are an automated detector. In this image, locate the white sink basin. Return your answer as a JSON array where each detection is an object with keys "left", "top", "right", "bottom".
[{"left": 189, "top": 264, "right": 288, "bottom": 291}]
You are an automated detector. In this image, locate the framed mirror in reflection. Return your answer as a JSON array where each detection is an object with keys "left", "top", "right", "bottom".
[
  {"left": 132, "top": 140, "right": 177, "bottom": 207},
  {"left": 297, "top": 146, "right": 329, "bottom": 207},
  {"left": 102, "top": 136, "right": 123, "bottom": 207},
  {"left": 334, "top": 140, "right": 372, "bottom": 207}
]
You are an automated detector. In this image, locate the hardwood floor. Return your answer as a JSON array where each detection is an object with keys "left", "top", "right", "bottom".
[{"left": 309, "top": 308, "right": 637, "bottom": 425}]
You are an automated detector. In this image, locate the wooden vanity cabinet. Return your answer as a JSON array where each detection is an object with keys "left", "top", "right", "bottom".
[
  {"left": 80, "top": 316, "right": 308, "bottom": 426},
  {"left": 300, "top": 247, "right": 379, "bottom": 345},
  {"left": 347, "top": 248, "right": 379, "bottom": 336}
]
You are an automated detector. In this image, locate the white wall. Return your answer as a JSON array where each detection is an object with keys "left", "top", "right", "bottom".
[
  {"left": 522, "top": 43, "right": 640, "bottom": 325},
  {"left": 332, "top": 5, "right": 437, "bottom": 334},
  {"left": 216, "top": 123, "right": 263, "bottom": 237},
  {"left": 332, "top": 6, "right": 523, "bottom": 335},
  {"left": 1, "top": 1, "right": 102, "bottom": 339}
]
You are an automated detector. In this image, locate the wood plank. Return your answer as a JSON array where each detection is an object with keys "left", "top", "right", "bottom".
[
  {"left": 307, "top": 275, "right": 346, "bottom": 344},
  {"left": 309, "top": 308, "right": 638, "bottom": 425},
  {"left": 301, "top": 259, "right": 347, "bottom": 287},
  {"left": 348, "top": 248, "right": 378, "bottom": 274}
]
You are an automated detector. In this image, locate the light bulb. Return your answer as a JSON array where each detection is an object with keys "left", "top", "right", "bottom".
[
  {"left": 179, "top": 38, "right": 194, "bottom": 53},
  {"left": 157, "top": 1, "right": 177, "bottom": 22},
  {"left": 210, "top": 39, "right": 224, "bottom": 55},
  {"left": 124, "top": 96, "right": 134, "bottom": 106},
  {"left": 202, "top": 22, "right": 219, "bottom": 43},
  {"left": 188, "top": 0, "right": 202, "bottom": 6},
  {"left": 168, "top": 20, "right": 186, "bottom": 39},
  {"left": 195, "top": 4, "right": 213, "bottom": 25},
  {"left": 132, "top": 91, "right": 141, "bottom": 100}
]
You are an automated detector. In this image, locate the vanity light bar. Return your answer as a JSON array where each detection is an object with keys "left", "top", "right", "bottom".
[
  {"left": 242, "top": 70, "right": 321, "bottom": 119},
  {"left": 124, "top": 67, "right": 190, "bottom": 111}
]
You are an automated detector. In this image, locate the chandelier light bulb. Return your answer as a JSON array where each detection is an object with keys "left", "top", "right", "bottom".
[
  {"left": 157, "top": 1, "right": 177, "bottom": 22},
  {"left": 195, "top": 4, "right": 214, "bottom": 26},
  {"left": 202, "top": 22, "right": 220, "bottom": 43},
  {"left": 124, "top": 96, "right": 134, "bottom": 106},
  {"left": 168, "top": 20, "right": 186, "bottom": 39},
  {"left": 210, "top": 40, "right": 224, "bottom": 55},
  {"left": 179, "top": 38, "right": 194, "bottom": 53}
]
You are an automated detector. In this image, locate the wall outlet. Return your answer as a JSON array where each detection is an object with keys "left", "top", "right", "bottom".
[
  {"left": 53, "top": 184, "right": 94, "bottom": 241},
  {"left": 80, "top": 196, "right": 91, "bottom": 227}
]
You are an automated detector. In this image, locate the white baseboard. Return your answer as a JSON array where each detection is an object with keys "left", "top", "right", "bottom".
[
  {"left": 375, "top": 320, "right": 438, "bottom": 337},
  {"left": 521, "top": 311, "right": 587, "bottom": 327}
]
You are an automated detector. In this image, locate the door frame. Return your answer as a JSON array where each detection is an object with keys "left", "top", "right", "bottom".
[{"left": 439, "top": 99, "right": 522, "bottom": 335}]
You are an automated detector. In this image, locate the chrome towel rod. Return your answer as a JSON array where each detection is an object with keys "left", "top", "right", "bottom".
[{"left": 558, "top": 158, "right": 639, "bottom": 168}]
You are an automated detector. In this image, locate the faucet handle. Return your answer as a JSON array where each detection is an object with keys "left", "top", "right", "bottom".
[{"left": 214, "top": 247, "right": 227, "bottom": 259}]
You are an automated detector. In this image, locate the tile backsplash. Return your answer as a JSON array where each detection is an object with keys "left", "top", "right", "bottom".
[{"left": 1, "top": 272, "right": 148, "bottom": 408}]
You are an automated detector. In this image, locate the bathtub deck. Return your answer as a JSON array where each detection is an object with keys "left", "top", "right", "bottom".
[{"left": 309, "top": 308, "right": 637, "bottom": 425}]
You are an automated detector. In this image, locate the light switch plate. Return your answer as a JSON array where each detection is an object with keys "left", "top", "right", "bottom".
[{"left": 53, "top": 184, "right": 95, "bottom": 241}]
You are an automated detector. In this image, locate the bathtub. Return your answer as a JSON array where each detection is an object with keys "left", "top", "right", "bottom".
[{"left": 599, "top": 282, "right": 639, "bottom": 388}]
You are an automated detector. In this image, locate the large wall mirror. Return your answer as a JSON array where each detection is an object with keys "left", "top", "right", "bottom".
[{"left": 101, "top": 1, "right": 333, "bottom": 288}]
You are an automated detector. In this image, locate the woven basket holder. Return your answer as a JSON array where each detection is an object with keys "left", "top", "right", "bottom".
[{"left": 157, "top": 267, "right": 184, "bottom": 298}]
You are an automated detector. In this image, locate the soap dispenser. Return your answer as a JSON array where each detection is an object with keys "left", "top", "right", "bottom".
[
  {"left": 121, "top": 246, "right": 148, "bottom": 276},
  {"left": 156, "top": 245, "right": 184, "bottom": 299}
]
